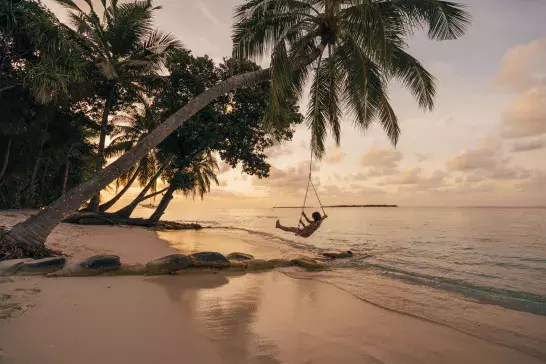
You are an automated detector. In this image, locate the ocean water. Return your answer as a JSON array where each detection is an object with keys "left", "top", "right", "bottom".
[{"left": 151, "top": 206, "right": 546, "bottom": 358}]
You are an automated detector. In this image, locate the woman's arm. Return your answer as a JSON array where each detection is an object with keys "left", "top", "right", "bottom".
[{"left": 302, "top": 212, "right": 313, "bottom": 224}]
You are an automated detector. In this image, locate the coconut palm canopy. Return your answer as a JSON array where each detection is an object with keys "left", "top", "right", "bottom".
[{"left": 233, "top": 0, "right": 470, "bottom": 157}]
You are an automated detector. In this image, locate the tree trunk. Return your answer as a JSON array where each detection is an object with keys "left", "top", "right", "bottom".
[
  {"left": 148, "top": 183, "right": 176, "bottom": 225},
  {"left": 61, "top": 144, "right": 74, "bottom": 196},
  {"left": 39, "top": 157, "right": 51, "bottom": 206},
  {"left": 115, "top": 155, "right": 174, "bottom": 218},
  {"left": 0, "top": 138, "right": 11, "bottom": 182},
  {"left": 137, "top": 187, "right": 168, "bottom": 204},
  {"left": 3, "top": 45, "right": 325, "bottom": 258},
  {"left": 99, "top": 163, "right": 143, "bottom": 212},
  {"left": 87, "top": 83, "right": 115, "bottom": 212},
  {"left": 29, "top": 121, "right": 48, "bottom": 207}
]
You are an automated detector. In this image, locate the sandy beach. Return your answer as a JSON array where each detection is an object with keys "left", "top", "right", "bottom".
[{"left": 0, "top": 212, "right": 544, "bottom": 364}]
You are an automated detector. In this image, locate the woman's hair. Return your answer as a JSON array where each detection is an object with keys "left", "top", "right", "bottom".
[{"left": 312, "top": 211, "right": 321, "bottom": 222}]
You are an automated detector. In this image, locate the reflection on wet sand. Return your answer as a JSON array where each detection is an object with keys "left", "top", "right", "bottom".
[{"left": 149, "top": 272, "right": 544, "bottom": 364}]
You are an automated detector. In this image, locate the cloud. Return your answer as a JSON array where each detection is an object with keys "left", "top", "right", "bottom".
[
  {"left": 361, "top": 147, "right": 403, "bottom": 168},
  {"left": 195, "top": 0, "right": 224, "bottom": 27},
  {"left": 348, "top": 172, "right": 368, "bottom": 181},
  {"left": 265, "top": 145, "right": 293, "bottom": 158},
  {"left": 326, "top": 148, "right": 346, "bottom": 164},
  {"left": 502, "top": 86, "right": 546, "bottom": 138},
  {"left": 416, "top": 153, "right": 429, "bottom": 162},
  {"left": 380, "top": 168, "right": 447, "bottom": 189},
  {"left": 360, "top": 146, "right": 403, "bottom": 177},
  {"left": 493, "top": 38, "right": 546, "bottom": 91},
  {"left": 445, "top": 140, "right": 533, "bottom": 183},
  {"left": 511, "top": 138, "right": 545, "bottom": 152},
  {"left": 446, "top": 146, "right": 500, "bottom": 172},
  {"left": 317, "top": 184, "right": 386, "bottom": 201},
  {"left": 219, "top": 180, "right": 228, "bottom": 187},
  {"left": 253, "top": 161, "right": 319, "bottom": 194},
  {"left": 493, "top": 38, "right": 546, "bottom": 139},
  {"left": 514, "top": 171, "right": 546, "bottom": 194}
]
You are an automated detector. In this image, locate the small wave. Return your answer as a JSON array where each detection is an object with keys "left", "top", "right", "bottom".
[
  {"left": 520, "top": 257, "right": 546, "bottom": 263},
  {"left": 360, "top": 262, "right": 546, "bottom": 316}
]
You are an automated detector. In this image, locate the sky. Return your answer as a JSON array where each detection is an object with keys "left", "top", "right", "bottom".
[{"left": 45, "top": 0, "right": 546, "bottom": 208}]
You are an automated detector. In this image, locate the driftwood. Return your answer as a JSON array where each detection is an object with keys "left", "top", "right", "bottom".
[{"left": 63, "top": 212, "right": 201, "bottom": 230}]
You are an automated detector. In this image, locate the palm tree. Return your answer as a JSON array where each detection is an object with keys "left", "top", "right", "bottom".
[
  {"left": 148, "top": 151, "right": 219, "bottom": 225},
  {"left": 57, "top": 0, "right": 182, "bottom": 211},
  {"left": 1, "top": 0, "right": 471, "bottom": 258},
  {"left": 98, "top": 97, "right": 165, "bottom": 212}
]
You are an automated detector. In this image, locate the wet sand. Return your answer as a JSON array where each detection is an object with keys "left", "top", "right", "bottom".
[
  {"left": 0, "top": 212, "right": 544, "bottom": 363},
  {"left": 1, "top": 272, "right": 543, "bottom": 364}
]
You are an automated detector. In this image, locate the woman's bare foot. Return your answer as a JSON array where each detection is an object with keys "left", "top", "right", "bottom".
[{"left": 275, "top": 220, "right": 281, "bottom": 228}]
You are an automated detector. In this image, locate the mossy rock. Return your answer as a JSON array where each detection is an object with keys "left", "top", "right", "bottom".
[
  {"left": 322, "top": 250, "right": 353, "bottom": 259},
  {"left": 267, "top": 259, "right": 294, "bottom": 268},
  {"left": 190, "top": 252, "right": 230, "bottom": 268},
  {"left": 146, "top": 254, "right": 191, "bottom": 275},
  {"left": 226, "top": 252, "right": 254, "bottom": 261},
  {"left": 0, "top": 259, "right": 33, "bottom": 276},
  {"left": 245, "top": 259, "right": 274, "bottom": 271},
  {"left": 174, "top": 267, "right": 219, "bottom": 275},
  {"left": 227, "top": 260, "right": 248, "bottom": 271},
  {"left": 15, "top": 257, "right": 67, "bottom": 275},
  {"left": 102, "top": 263, "right": 146, "bottom": 276},
  {"left": 47, "top": 255, "right": 121, "bottom": 277}
]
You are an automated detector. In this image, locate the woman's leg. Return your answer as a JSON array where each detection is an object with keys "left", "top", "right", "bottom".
[{"left": 276, "top": 220, "right": 299, "bottom": 233}]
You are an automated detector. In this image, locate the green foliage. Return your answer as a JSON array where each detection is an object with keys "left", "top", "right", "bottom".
[
  {"left": 232, "top": 0, "right": 471, "bottom": 157},
  {"left": 0, "top": 0, "right": 88, "bottom": 102},
  {"left": 154, "top": 51, "right": 302, "bottom": 190},
  {"left": 0, "top": 0, "right": 95, "bottom": 208}
]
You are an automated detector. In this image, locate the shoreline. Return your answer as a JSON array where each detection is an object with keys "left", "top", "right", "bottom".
[{"left": 1, "top": 211, "right": 545, "bottom": 363}]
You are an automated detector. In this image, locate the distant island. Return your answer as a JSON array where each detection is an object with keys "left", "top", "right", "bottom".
[{"left": 273, "top": 205, "right": 398, "bottom": 209}]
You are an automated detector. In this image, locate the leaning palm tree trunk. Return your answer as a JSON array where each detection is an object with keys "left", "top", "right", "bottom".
[
  {"left": 98, "top": 162, "right": 143, "bottom": 212},
  {"left": 148, "top": 183, "right": 176, "bottom": 225},
  {"left": 115, "top": 154, "right": 175, "bottom": 217},
  {"left": 87, "top": 84, "right": 116, "bottom": 212},
  {"left": 135, "top": 187, "right": 169, "bottom": 205},
  {"left": 1, "top": 66, "right": 277, "bottom": 258}
]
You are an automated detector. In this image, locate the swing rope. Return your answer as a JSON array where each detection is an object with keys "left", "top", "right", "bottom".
[{"left": 298, "top": 149, "right": 326, "bottom": 227}]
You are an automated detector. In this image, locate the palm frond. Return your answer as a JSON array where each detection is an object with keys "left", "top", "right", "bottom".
[
  {"left": 306, "top": 52, "right": 327, "bottom": 157},
  {"left": 104, "top": 140, "right": 133, "bottom": 158},
  {"left": 325, "top": 45, "right": 343, "bottom": 145},
  {"left": 264, "top": 40, "right": 293, "bottom": 128},
  {"left": 336, "top": 32, "right": 400, "bottom": 146},
  {"left": 390, "top": 47, "right": 436, "bottom": 110},
  {"left": 107, "top": 0, "right": 155, "bottom": 56},
  {"left": 53, "top": 0, "right": 88, "bottom": 14},
  {"left": 122, "top": 29, "right": 183, "bottom": 75},
  {"left": 391, "top": 0, "right": 472, "bottom": 40},
  {"left": 232, "top": 0, "right": 318, "bottom": 60}
]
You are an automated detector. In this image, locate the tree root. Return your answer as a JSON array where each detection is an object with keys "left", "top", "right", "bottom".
[{"left": 0, "top": 229, "right": 63, "bottom": 261}]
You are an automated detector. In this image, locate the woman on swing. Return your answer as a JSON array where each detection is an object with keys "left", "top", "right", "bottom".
[{"left": 276, "top": 211, "right": 327, "bottom": 238}]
